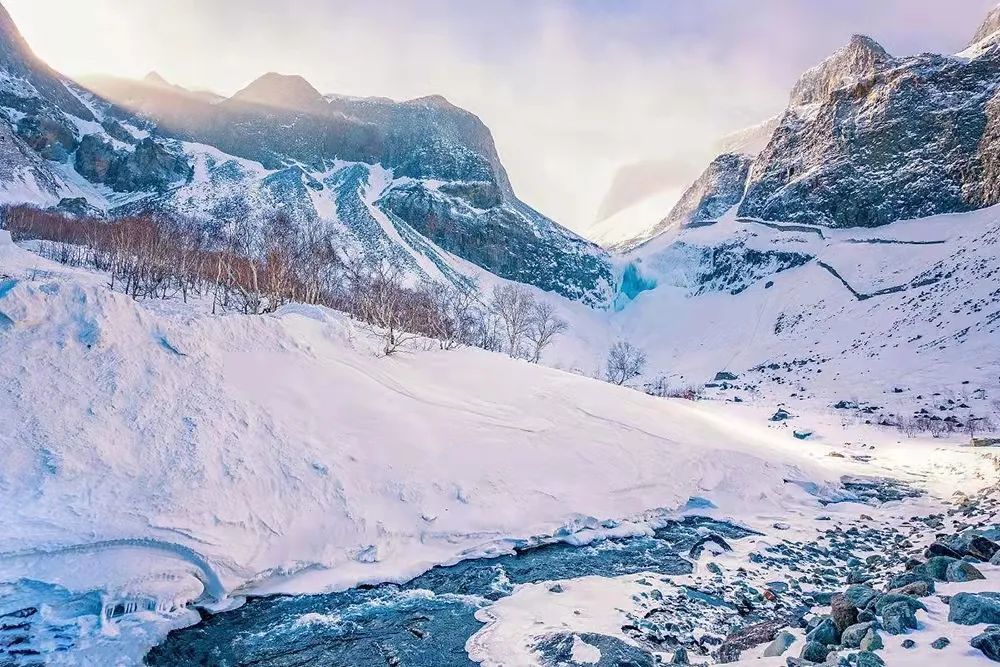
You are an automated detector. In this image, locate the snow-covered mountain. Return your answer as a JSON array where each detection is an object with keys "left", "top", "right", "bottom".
[
  {"left": 0, "top": 3, "right": 613, "bottom": 304},
  {"left": 589, "top": 6, "right": 1000, "bottom": 424},
  {"left": 610, "top": 7, "right": 1000, "bottom": 254}
]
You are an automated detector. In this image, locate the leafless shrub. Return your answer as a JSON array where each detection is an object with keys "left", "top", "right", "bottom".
[
  {"left": 525, "top": 301, "right": 567, "bottom": 363},
  {"left": 606, "top": 340, "right": 646, "bottom": 385}
]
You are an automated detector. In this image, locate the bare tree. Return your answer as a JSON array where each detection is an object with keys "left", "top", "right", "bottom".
[
  {"left": 606, "top": 340, "right": 646, "bottom": 385},
  {"left": 525, "top": 301, "right": 568, "bottom": 363},
  {"left": 490, "top": 283, "right": 535, "bottom": 358}
]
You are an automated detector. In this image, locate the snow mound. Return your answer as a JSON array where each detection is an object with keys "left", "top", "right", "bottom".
[{"left": 0, "top": 260, "right": 850, "bottom": 605}]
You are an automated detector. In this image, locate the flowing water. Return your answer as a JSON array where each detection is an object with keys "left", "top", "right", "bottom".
[{"left": 144, "top": 517, "right": 756, "bottom": 666}]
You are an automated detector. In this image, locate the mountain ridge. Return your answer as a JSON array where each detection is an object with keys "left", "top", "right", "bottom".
[{"left": 0, "top": 2, "right": 613, "bottom": 305}]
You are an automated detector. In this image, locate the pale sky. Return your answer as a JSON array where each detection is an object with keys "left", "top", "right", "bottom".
[{"left": 4, "top": 0, "right": 996, "bottom": 233}]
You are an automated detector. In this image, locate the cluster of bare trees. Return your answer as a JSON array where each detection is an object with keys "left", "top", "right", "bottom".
[
  {"left": 476, "top": 284, "right": 568, "bottom": 363},
  {"left": 2, "top": 206, "right": 342, "bottom": 313},
  {"left": 1, "top": 206, "right": 573, "bottom": 360}
]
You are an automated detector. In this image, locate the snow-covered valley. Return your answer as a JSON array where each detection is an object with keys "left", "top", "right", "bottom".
[
  {"left": 2, "top": 1, "right": 1000, "bottom": 665},
  {"left": 2, "top": 219, "right": 1000, "bottom": 665}
]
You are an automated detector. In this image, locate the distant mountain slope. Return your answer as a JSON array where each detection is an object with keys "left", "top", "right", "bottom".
[
  {"left": 0, "top": 3, "right": 613, "bottom": 305},
  {"left": 588, "top": 119, "right": 779, "bottom": 250}
]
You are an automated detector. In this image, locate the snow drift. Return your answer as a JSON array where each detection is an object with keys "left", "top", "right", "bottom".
[{"left": 0, "top": 229, "right": 850, "bottom": 609}]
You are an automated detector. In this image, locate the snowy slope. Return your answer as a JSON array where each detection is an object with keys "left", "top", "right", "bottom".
[
  {"left": 586, "top": 205, "right": 1000, "bottom": 428},
  {"left": 0, "top": 229, "right": 882, "bottom": 660}
]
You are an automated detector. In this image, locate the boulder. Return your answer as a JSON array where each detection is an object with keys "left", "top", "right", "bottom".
[
  {"left": 859, "top": 629, "right": 883, "bottom": 652},
  {"left": 874, "top": 594, "right": 925, "bottom": 615},
  {"left": 856, "top": 651, "right": 885, "bottom": 667},
  {"left": 805, "top": 617, "right": 840, "bottom": 645},
  {"left": 946, "top": 560, "right": 986, "bottom": 583},
  {"left": 923, "top": 556, "right": 958, "bottom": 581},
  {"left": 931, "top": 637, "right": 950, "bottom": 649},
  {"left": 967, "top": 536, "right": 1000, "bottom": 562},
  {"left": 881, "top": 600, "right": 918, "bottom": 635},
  {"left": 799, "top": 641, "right": 830, "bottom": 663},
  {"left": 925, "top": 542, "right": 963, "bottom": 559},
  {"left": 770, "top": 408, "right": 792, "bottom": 422},
  {"left": 889, "top": 581, "right": 932, "bottom": 598},
  {"left": 972, "top": 631, "right": 1000, "bottom": 662},
  {"left": 949, "top": 593, "right": 1000, "bottom": 625},
  {"left": 841, "top": 622, "right": 874, "bottom": 648},
  {"left": 888, "top": 569, "right": 935, "bottom": 592},
  {"left": 830, "top": 594, "right": 857, "bottom": 632},
  {"left": 762, "top": 631, "right": 796, "bottom": 657},
  {"left": 844, "top": 585, "right": 879, "bottom": 609}
]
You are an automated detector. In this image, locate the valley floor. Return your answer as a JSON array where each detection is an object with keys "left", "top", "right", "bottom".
[{"left": 1, "top": 231, "right": 999, "bottom": 665}]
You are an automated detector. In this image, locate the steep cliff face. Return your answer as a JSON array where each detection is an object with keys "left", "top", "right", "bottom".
[{"left": 739, "top": 28, "right": 1000, "bottom": 228}]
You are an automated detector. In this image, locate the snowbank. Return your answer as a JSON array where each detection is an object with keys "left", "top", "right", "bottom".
[{"left": 0, "top": 230, "right": 857, "bottom": 609}]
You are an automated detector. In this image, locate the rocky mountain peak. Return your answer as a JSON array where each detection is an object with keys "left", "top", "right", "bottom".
[
  {"left": 143, "top": 71, "right": 170, "bottom": 87},
  {"left": 970, "top": 3, "right": 1000, "bottom": 47},
  {"left": 789, "top": 34, "right": 891, "bottom": 107},
  {"left": 0, "top": 1, "right": 93, "bottom": 119},
  {"left": 229, "top": 72, "right": 324, "bottom": 111}
]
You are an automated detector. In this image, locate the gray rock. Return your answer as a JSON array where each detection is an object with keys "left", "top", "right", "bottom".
[
  {"left": 931, "top": 636, "right": 950, "bottom": 649},
  {"left": 949, "top": 593, "right": 1000, "bottom": 625},
  {"left": 902, "top": 639, "right": 916, "bottom": 649},
  {"left": 799, "top": 640, "right": 830, "bottom": 663},
  {"left": 841, "top": 622, "right": 874, "bottom": 648},
  {"left": 762, "top": 631, "right": 796, "bottom": 657},
  {"left": 881, "top": 600, "right": 918, "bottom": 635},
  {"left": 844, "top": 585, "right": 879, "bottom": 609},
  {"left": 946, "top": 560, "right": 986, "bottom": 583},
  {"left": 859, "top": 629, "right": 883, "bottom": 652},
  {"left": 874, "top": 593, "right": 927, "bottom": 615},
  {"left": 972, "top": 631, "right": 1000, "bottom": 662},
  {"left": 805, "top": 617, "right": 840, "bottom": 645},
  {"left": 923, "top": 556, "right": 958, "bottom": 581},
  {"left": 856, "top": 651, "right": 885, "bottom": 667},
  {"left": 874, "top": 594, "right": 925, "bottom": 615},
  {"left": 889, "top": 580, "right": 932, "bottom": 598},
  {"left": 888, "top": 569, "right": 935, "bottom": 592}
]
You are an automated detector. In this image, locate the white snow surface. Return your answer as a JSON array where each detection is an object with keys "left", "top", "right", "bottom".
[{"left": 0, "top": 229, "right": 855, "bottom": 605}]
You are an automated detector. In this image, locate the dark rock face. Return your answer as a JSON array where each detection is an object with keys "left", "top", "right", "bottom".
[
  {"left": 15, "top": 113, "right": 77, "bottom": 161},
  {"left": 74, "top": 135, "right": 190, "bottom": 192},
  {"left": 739, "top": 32, "right": 1000, "bottom": 228},
  {"left": 74, "top": 135, "right": 119, "bottom": 184},
  {"left": 380, "top": 183, "right": 613, "bottom": 304},
  {"left": 114, "top": 138, "right": 192, "bottom": 192}
]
